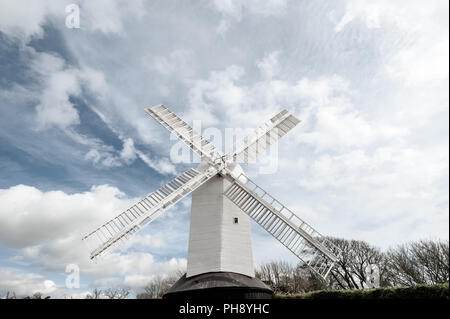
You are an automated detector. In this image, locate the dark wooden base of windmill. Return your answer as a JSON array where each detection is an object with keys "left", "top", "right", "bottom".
[{"left": 163, "top": 272, "right": 273, "bottom": 299}]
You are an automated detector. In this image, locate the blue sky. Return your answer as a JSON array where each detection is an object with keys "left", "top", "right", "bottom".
[{"left": 0, "top": 0, "right": 448, "bottom": 297}]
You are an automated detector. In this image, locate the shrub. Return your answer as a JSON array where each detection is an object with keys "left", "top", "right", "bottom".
[{"left": 275, "top": 283, "right": 449, "bottom": 299}]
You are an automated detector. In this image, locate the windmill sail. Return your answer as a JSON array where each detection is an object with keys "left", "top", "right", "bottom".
[
  {"left": 146, "top": 105, "right": 221, "bottom": 162},
  {"left": 223, "top": 173, "right": 341, "bottom": 280},
  {"left": 83, "top": 167, "right": 218, "bottom": 260},
  {"left": 231, "top": 109, "right": 301, "bottom": 164}
]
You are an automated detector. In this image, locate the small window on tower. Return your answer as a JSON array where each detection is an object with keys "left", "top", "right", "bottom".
[{"left": 234, "top": 217, "right": 239, "bottom": 224}]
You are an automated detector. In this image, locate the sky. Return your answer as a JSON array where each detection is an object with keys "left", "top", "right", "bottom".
[{"left": 0, "top": 0, "right": 448, "bottom": 298}]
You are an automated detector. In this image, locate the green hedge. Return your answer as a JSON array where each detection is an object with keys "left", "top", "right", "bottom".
[{"left": 275, "top": 283, "right": 449, "bottom": 299}]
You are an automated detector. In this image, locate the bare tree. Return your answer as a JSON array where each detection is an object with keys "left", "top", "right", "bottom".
[
  {"left": 321, "top": 237, "right": 390, "bottom": 289},
  {"left": 0, "top": 291, "right": 16, "bottom": 299},
  {"left": 137, "top": 270, "right": 184, "bottom": 299},
  {"left": 85, "top": 288, "right": 103, "bottom": 299},
  {"left": 256, "top": 261, "right": 286, "bottom": 292},
  {"left": 6, "top": 291, "right": 16, "bottom": 299},
  {"left": 387, "top": 240, "right": 449, "bottom": 286},
  {"left": 85, "top": 288, "right": 129, "bottom": 299},
  {"left": 23, "top": 292, "right": 50, "bottom": 299},
  {"left": 31, "top": 292, "right": 43, "bottom": 299},
  {"left": 103, "top": 288, "right": 130, "bottom": 299},
  {"left": 255, "top": 260, "right": 325, "bottom": 294}
]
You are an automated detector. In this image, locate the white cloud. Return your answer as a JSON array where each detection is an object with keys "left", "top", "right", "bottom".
[
  {"left": 0, "top": 0, "right": 61, "bottom": 39},
  {"left": 186, "top": 65, "right": 289, "bottom": 128},
  {"left": 213, "top": 0, "right": 290, "bottom": 34},
  {"left": 84, "top": 149, "right": 103, "bottom": 164},
  {"left": 315, "top": 147, "right": 447, "bottom": 246},
  {"left": 297, "top": 102, "right": 408, "bottom": 152},
  {"left": 89, "top": 255, "right": 186, "bottom": 291},
  {"left": 185, "top": 64, "right": 406, "bottom": 153},
  {"left": 0, "top": 184, "right": 187, "bottom": 295},
  {"left": 32, "top": 53, "right": 81, "bottom": 130},
  {"left": 385, "top": 26, "right": 449, "bottom": 86},
  {"left": 78, "top": 67, "right": 108, "bottom": 95},
  {"left": 120, "top": 138, "right": 137, "bottom": 163},
  {"left": 334, "top": 1, "right": 384, "bottom": 32},
  {"left": 21, "top": 50, "right": 171, "bottom": 173},
  {"left": 289, "top": 76, "right": 403, "bottom": 152},
  {"left": 0, "top": 269, "right": 60, "bottom": 297},
  {"left": 297, "top": 146, "right": 448, "bottom": 192},
  {"left": 213, "top": 0, "right": 289, "bottom": 20},
  {"left": 31, "top": 52, "right": 107, "bottom": 131},
  {"left": 147, "top": 49, "right": 193, "bottom": 77},
  {"left": 256, "top": 51, "right": 281, "bottom": 79},
  {"left": 128, "top": 233, "right": 165, "bottom": 249},
  {"left": 82, "top": 136, "right": 176, "bottom": 174},
  {"left": 81, "top": 0, "right": 145, "bottom": 35},
  {"left": 185, "top": 65, "right": 259, "bottom": 127},
  {"left": 216, "top": 19, "right": 231, "bottom": 36},
  {"left": 0, "top": 184, "right": 131, "bottom": 248},
  {"left": 84, "top": 148, "right": 122, "bottom": 168},
  {"left": 335, "top": 0, "right": 445, "bottom": 32},
  {"left": 335, "top": 0, "right": 449, "bottom": 86},
  {"left": 136, "top": 150, "right": 177, "bottom": 175}
]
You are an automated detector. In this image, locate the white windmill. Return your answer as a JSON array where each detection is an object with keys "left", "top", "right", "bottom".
[{"left": 82, "top": 105, "right": 342, "bottom": 298}]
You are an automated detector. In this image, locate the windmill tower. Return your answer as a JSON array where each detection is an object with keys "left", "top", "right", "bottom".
[{"left": 82, "top": 105, "right": 342, "bottom": 298}]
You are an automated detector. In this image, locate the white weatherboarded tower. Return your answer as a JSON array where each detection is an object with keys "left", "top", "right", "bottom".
[
  {"left": 187, "top": 169, "right": 254, "bottom": 278},
  {"left": 82, "top": 105, "right": 343, "bottom": 298}
]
